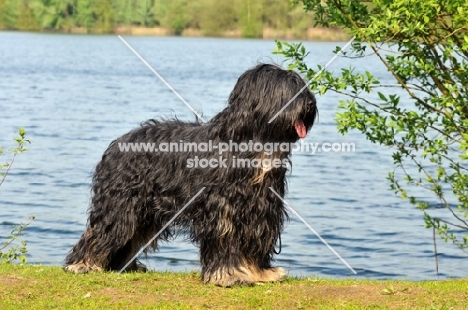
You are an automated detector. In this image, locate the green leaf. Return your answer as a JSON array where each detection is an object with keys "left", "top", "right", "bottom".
[{"left": 377, "top": 92, "right": 387, "bottom": 101}]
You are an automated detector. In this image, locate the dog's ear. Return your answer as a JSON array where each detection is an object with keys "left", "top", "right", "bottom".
[{"left": 213, "top": 63, "right": 316, "bottom": 142}]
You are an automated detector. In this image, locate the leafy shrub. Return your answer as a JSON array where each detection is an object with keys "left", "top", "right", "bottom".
[{"left": 0, "top": 127, "right": 34, "bottom": 264}]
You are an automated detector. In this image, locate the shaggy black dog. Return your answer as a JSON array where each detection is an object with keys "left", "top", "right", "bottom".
[{"left": 64, "top": 63, "right": 317, "bottom": 286}]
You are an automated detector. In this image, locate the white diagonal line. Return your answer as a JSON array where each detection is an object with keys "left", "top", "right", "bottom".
[
  {"left": 268, "top": 36, "right": 356, "bottom": 123},
  {"left": 118, "top": 187, "right": 206, "bottom": 273},
  {"left": 118, "top": 35, "right": 207, "bottom": 123},
  {"left": 269, "top": 187, "right": 357, "bottom": 274}
]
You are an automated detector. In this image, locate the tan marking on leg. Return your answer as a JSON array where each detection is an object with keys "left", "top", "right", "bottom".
[
  {"left": 255, "top": 267, "right": 287, "bottom": 282},
  {"left": 63, "top": 262, "right": 103, "bottom": 274},
  {"left": 204, "top": 267, "right": 255, "bottom": 287},
  {"left": 240, "top": 259, "right": 287, "bottom": 283},
  {"left": 204, "top": 259, "right": 287, "bottom": 287}
]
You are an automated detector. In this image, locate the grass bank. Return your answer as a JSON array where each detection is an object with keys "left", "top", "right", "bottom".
[{"left": 1, "top": 264, "right": 467, "bottom": 309}]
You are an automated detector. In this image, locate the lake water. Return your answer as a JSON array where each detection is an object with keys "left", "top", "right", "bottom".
[{"left": 0, "top": 32, "right": 466, "bottom": 280}]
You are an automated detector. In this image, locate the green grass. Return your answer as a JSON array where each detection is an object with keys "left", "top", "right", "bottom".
[{"left": 1, "top": 264, "right": 467, "bottom": 309}]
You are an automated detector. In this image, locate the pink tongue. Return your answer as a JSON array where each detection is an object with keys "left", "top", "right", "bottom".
[{"left": 295, "top": 120, "right": 307, "bottom": 138}]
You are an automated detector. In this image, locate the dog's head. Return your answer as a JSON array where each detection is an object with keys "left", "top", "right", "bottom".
[{"left": 219, "top": 64, "right": 317, "bottom": 143}]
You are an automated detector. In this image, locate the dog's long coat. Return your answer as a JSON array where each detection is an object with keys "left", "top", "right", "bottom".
[{"left": 64, "top": 64, "right": 317, "bottom": 286}]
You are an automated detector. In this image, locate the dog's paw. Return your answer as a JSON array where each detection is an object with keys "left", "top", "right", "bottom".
[
  {"left": 206, "top": 274, "right": 254, "bottom": 287},
  {"left": 269, "top": 267, "right": 287, "bottom": 282},
  {"left": 204, "top": 266, "right": 287, "bottom": 287},
  {"left": 203, "top": 268, "right": 254, "bottom": 287},
  {"left": 248, "top": 266, "right": 287, "bottom": 283},
  {"left": 135, "top": 260, "right": 147, "bottom": 272},
  {"left": 63, "top": 262, "right": 102, "bottom": 274},
  {"left": 124, "top": 259, "right": 147, "bottom": 272}
]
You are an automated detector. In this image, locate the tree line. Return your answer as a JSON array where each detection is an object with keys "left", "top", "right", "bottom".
[{"left": 0, "top": 0, "right": 319, "bottom": 38}]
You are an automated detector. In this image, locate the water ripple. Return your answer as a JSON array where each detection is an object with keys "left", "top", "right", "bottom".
[{"left": 0, "top": 32, "right": 466, "bottom": 280}]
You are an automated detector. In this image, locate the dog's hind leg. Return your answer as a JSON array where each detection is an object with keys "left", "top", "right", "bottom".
[
  {"left": 63, "top": 206, "right": 141, "bottom": 273},
  {"left": 64, "top": 228, "right": 142, "bottom": 273},
  {"left": 63, "top": 226, "right": 107, "bottom": 274},
  {"left": 107, "top": 238, "right": 147, "bottom": 272},
  {"left": 107, "top": 219, "right": 171, "bottom": 273}
]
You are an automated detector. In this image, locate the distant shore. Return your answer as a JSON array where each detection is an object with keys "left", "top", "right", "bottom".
[{"left": 3, "top": 27, "right": 351, "bottom": 41}]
